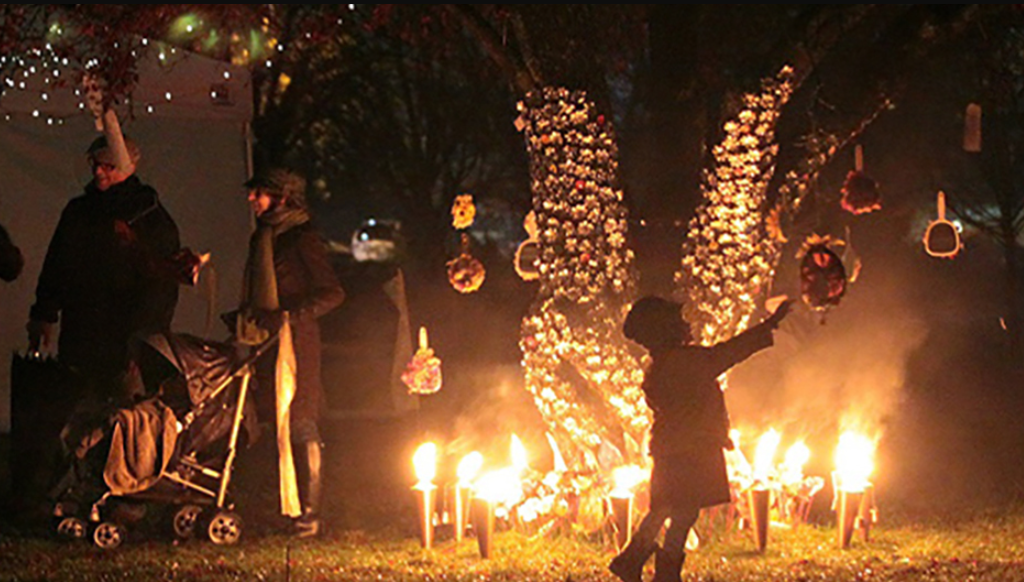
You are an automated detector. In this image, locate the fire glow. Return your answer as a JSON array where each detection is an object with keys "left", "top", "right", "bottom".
[{"left": 834, "top": 432, "right": 875, "bottom": 493}]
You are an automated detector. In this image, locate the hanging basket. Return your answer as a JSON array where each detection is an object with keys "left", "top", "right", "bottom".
[{"left": 797, "top": 235, "right": 848, "bottom": 311}]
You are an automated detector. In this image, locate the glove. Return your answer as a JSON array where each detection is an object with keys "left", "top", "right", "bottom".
[{"left": 27, "top": 319, "right": 55, "bottom": 353}]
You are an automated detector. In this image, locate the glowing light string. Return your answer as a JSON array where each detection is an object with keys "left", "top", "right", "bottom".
[
  {"left": 517, "top": 87, "right": 648, "bottom": 476},
  {"left": 676, "top": 66, "right": 796, "bottom": 346}
]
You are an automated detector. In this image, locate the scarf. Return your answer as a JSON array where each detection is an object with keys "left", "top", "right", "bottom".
[{"left": 238, "top": 205, "right": 310, "bottom": 518}]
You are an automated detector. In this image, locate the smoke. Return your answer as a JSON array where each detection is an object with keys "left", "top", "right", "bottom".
[{"left": 724, "top": 248, "right": 931, "bottom": 468}]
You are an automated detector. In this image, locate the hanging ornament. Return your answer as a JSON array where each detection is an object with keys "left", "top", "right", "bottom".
[
  {"left": 840, "top": 145, "right": 882, "bottom": 215},
  {"left": 451, "top": 194, "right": 477, "bottom": 230},
  {"left": 515, "top": 211, "right": 541, "bottom": 282},
  {"left": 797, "top": 234, "right": 848, "bottom": 313},
  {"left": 447, "top": 233, "right": 486, "bottom": 294},
  {"left": 923, "top": 191, "right": 961, "bottom": 259},
  {"left": 402, "top": 327, "right": 442, "bottom": 396},
  {"left": 964, "top": 103, "right": 982, "bottom": 153}
]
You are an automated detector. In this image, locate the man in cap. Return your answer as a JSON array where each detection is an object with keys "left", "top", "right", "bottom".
[{"left": 27, "top": 132, "right": 181, "bottom": 406}]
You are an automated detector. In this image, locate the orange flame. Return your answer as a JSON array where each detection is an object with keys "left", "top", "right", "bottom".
[
  {"left": 412, "top": 442, "right": 437, "bottom": 488},
  {"left": 752, "top": 429, "right": 781, "bottom": 485},
  {"left": 457, "top": 452, "right": 484, "bottom": 487},
  {"left": 834, "top": 432, "right": 875, "bottom": 493},
  {"left": 610, "top": 465, "right": 647, "bottom": 499}
]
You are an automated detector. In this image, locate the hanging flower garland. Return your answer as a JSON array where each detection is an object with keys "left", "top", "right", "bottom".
[
  {"left": 402, "top": 327, "right": 442, "bottom": 396},
  {"left": 451, "top": 194, "right": 477, "bottom": 230}
]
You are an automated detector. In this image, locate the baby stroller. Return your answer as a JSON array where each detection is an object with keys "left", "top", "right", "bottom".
[{"left": 49, "top": 330, "right": 277, "bottom": 549}]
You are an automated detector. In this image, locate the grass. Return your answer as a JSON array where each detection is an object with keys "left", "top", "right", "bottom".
[{"left": 3, "top": 504, "right": 1024, "bottom": 581}]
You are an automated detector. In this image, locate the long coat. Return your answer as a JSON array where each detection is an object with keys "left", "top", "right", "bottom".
[
  {"left": 643, "top": 320, "right": 775, "bottom": 510},
  {"left": 30, "top": 176, "right": 179, "bottom": 380},
  {"left": 251, "top": 221, "right": 345, "bottom": 428}
]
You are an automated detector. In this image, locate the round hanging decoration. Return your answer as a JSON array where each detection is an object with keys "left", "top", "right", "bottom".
[
  {"left": 840, "top": 145, "right": 882, "bottom": 215},
  {"left": 797, "top": 234, "right": 848, "bottom": 312},
  {"left": 451, "top": 194, "right": 477, "bottom": 230},
  {"left": 402, "top": 327, "right": 442, "bottom": 395},
  {"left": 514, "top": 211, "right": 541, "bottom": 281},
  {"left": 447, "top": 234, "right": 485, "bottom": 294},
  {"left": 923, "top": 191, "right": 961, "bottom": 259}
]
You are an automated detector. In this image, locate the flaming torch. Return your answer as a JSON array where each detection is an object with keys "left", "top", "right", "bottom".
[
  {"left": 609, "top": 465, "right": 646, "bottom": 552},
  {"left": 748, "top": 429, "right": 780, "bottom": 553},
  {"left": 471, "top": 471, "right": 506, "bottom": 559},
  {"left": 412, "top": 442, "right": 438, "bottom": 550},
  {"left": 833, "top": 432, "right": 875, "bottom": 549},
  {"left": 454, "top": 452, "right": 483, "bottom": 544}
]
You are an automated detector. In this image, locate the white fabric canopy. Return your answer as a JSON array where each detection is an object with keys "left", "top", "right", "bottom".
[{"left": 0, "top": 48, "right": 254, "bottom": 432}]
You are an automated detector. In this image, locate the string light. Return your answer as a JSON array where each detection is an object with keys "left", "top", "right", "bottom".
[
  {"left": 518, "top": 87, "right": 648, "bottom": 488},
  {"left": 676, "top": 66, "right": 795, "bottom": 347}
]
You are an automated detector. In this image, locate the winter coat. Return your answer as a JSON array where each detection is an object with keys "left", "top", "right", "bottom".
[
  {"left": 251, "top": 221, "right": 345, "bottom": 428},
  {"left": 30, "top": 175, "right": 180, "bottom": 378},
  {"left": 643, "top": 320, "right": 775, "bottom": 509},
  {"left": 0, "top": 221, "right": 23, "bottom": 282}
]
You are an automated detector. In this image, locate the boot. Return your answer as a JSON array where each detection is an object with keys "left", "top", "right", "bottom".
[
  {"left": 294, "top": 441, "right": 322, "bottom": 538},
  {"left": 652, "top": 547, "right": 686, "bottom": 582},
  {"left": 608, "top": 538, "right": 655, "bottom": 582}
]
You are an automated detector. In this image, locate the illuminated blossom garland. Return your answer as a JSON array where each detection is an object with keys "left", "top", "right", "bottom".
[
  {"left": 517, "top": 87, "right": 649, "bottom": 473},
  {"left": 676, "top": 67, "right": 795, "bottom": 346}
]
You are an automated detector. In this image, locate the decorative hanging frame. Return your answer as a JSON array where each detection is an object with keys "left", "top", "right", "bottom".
[{"left": 923, "top": 191, "right": 961, "bottom": 259}]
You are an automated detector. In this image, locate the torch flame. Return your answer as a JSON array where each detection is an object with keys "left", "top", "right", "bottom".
[
  {"left": 474, "top": 468, "right": 522, "bottom": 508},
  {"left": 835, "top": 432, "right": 875, "bottom": 493},
  {"left": 510, "top": 434, "right": 529, "bottom": 474},
  {"left": 610, "top": 465, "right": 647, "bottom": 499},
  {"left": 413, "top": 442, "right": 437, "bottom": 487},
  {"left": 457, "top": 452, "right": 484, "bottom": 486},
  {"left": 780, "top": 441, "right": 811, "bottom": 485},
  {"left": 752, "top": 428, "right": 781, "bottom": 485}
]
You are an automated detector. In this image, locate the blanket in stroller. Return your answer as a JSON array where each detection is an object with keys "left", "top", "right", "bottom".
[{"left": 103, "top": 398, "right": 178, "bottom": 496}]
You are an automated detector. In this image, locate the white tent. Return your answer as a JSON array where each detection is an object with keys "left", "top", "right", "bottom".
[{"left": 0, "top": 47, "right": 255, "bottom": 432}]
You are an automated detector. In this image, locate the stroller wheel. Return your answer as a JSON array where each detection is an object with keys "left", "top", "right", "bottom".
[
  {"left": 56, "top": 517, "right": 87, "bottom": 540},
  {"left": 173, "top": 505, "right": 203, "bottom": 539},
  {"left": 207, "top": 511, "right": 243, "bottom": 545},
  {"left": 93, "top": 522, "right": 126, "bottom": 550}
]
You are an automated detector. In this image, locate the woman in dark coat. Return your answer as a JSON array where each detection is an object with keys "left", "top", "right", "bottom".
[
  {"left": 236, "top": 167, "right": 345, "bottom": 538},
  {"left": 610, "top": 296, "right": 791, "bottom": 582}
]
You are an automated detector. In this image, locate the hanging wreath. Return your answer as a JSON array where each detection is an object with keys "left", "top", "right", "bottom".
[
  {"left": 402, "top": 327, "right": 442, "bottom": 395},
  {"left": 451, "top": 194, "right": 477, "bottom": 230},
  {"left": 797, "top": 235, "right": 848, "bottom": 311}
]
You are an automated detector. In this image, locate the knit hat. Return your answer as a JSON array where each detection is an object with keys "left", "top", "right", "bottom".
[
  {"left": 244, "top": 167, "right": 308, "bottom": 208},
  {"left": 86, "top": 135, "right": 141, "bottom": 166}
]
